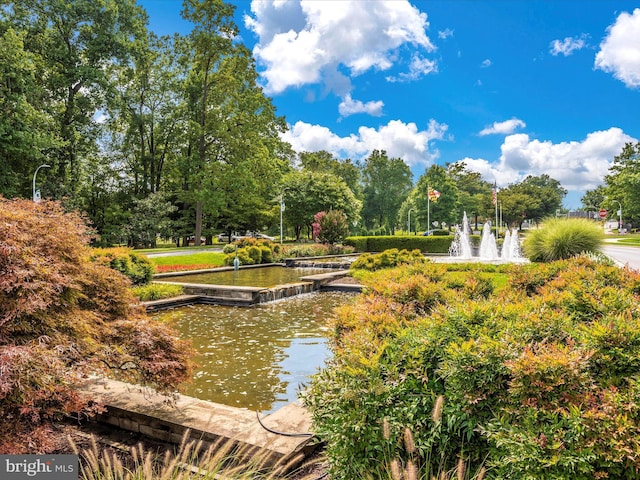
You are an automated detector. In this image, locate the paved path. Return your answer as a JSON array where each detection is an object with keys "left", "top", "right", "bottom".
[{"left": 601, "top": 244, "right": 640, "bottom": 271}]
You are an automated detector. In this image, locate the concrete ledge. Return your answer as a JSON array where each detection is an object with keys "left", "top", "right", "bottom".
[{"left": 79, "top": 377, "right": 316, "bottom": 469}]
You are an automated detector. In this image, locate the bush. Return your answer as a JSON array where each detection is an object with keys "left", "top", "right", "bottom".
[
  {"left": 523, "top": 218, "right": 603, "bottom": 262},
  {"left": 350, "top": 248, "right": 428, "bottom": 271},
  {"left": 90, "top": 247, "right": 155, "bottom": 285},
  {"left": 132, "top": 283, "right": 184, "bottom": 301},
  {"left": 0, "top": 198, "right": 193, "bottom": 453},
  {"left": 303, "top": 258, "right": 640, "bottom": 479}
]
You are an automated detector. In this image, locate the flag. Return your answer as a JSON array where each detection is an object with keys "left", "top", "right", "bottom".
[
  {"left": 492, "top": 184, "right": 497, "bottom": 206},
  {"left": 428, "top": 188, "right": 441, "bottom": 202}
]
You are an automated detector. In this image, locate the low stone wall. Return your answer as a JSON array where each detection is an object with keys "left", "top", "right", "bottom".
[{"left": 80, "top": 377, "right": 316, "bottom": 469}]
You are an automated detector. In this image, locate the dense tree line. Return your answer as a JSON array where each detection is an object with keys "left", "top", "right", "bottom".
[{"left": 1, "top": 0, "right": 574, "bottom": 245}]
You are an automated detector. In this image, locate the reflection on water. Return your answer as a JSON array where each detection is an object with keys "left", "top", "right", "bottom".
[
  {"left": 159, "top": 266, "right": 336, "bottom": 287},
  {"left": 151, "top": 292, "right": 354, "bottom": 412}
]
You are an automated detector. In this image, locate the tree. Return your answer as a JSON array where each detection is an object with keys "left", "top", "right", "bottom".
[
  {"left": 361, "top": 150, "right": 413, "bottom": 233},
  {"left": 448, "top": 162, "right": 493, "bottom": 229},
  {"left": 300, "top": 151, "right": 362, "bottom": 198},
  {"left": 603, "top": 142, "right": 640, "bottom": 227},
  {"left": 0, "top": 27, "right": 60, "bottom": 198},
  {"left": 126, "top": 191, "right": 177, "bottom": 248},
  {"left": 5, "top": 0, "right": 148, "bottom": 198},
  {"left": 581, "top": 186, "right": 607, "bottom": 220},
  {"left": 0, "top": 198, "right": 192, "bottom": 452},
  {"left": 178, "top": 0, "right": 288, "bottom": 245},
  {"left": 314, "top": 210, "right": 350, "bottom": 245},
  {"left": 282, "top": 171, "right": 362, "bottom": 241},
  {"left": 411, "top": 165, "right": 459, "bottom": 231},
  {"left": 510, "top": 174, "right": 566, "bottom": 223}
]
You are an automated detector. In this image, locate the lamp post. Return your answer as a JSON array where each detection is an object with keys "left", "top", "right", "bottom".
[
  {"left": 279, "top": 192, "right": 285, "bottom": 244},
  {"left": 613, "top": 200, "right": 623, "bottom": 231},
  {"left": 407, "top": 208, "right": 414, "bottom": 235},
  {"left": 33, "top": 164, "right": 50, "bottom": 202}
]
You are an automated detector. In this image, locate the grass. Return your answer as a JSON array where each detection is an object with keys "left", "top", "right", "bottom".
[
  {"left": 147, "top": 252, "right": 227, "bottom": 271},
  {"left": 132, "top": 283, "right": 184, "bottom": 301},
  {"left": 71, "top": 430, "right": 323, "bottom": 480}
]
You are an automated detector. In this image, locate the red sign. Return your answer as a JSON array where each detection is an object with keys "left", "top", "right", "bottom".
[{"left": 598, "top": 209, "right": 607, "bottom": 219}]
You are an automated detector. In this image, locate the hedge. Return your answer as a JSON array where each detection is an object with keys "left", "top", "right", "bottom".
[{"left": 344, "top": 234, "right": 478, "bottom": 253}]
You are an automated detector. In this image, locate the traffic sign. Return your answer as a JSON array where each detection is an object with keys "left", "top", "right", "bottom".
[{"left": 598, "top": 209, "right": 607, "bottom": 219}]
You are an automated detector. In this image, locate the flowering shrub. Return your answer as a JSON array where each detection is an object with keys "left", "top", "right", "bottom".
[
  {"left": 0, "top": 198, "right": 193, "bottom": 452},
  {"left": 304, "top": 258, "right": 640, "bottom": 479}
]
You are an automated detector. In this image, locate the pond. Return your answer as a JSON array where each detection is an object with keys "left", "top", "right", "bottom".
[
  {"left": 159, "top": 266, "right": 338, "bottom": 287},
  {"left": 151, "top": 291, "right": 355, "bottom": 413}
]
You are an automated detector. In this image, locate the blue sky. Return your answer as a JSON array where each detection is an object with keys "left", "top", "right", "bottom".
[{"left": 140, "top": 1, "right": 640, "bottom": 208}]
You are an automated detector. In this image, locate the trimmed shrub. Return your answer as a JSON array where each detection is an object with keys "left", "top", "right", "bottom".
[
  {"left": 344, "top": 235, "right": 454, "bottom": 253},
  {"left": 350, "top": 248, "right": 428, "bottom": 271},
  {"left": 523, "top": 217, "right": 603, "bottom": 262},
  {"left": 90, "top": 247, "right": 155, "bottom": 285},
  {"left": 132, "top": 283, "right": 184, "bottom": 301},
  {"left": 303, "top": 258, "right": 640, "bottom": 479}
]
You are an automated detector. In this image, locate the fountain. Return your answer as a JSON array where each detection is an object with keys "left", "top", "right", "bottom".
[
  {"left": 447, "top": 212, "right": 526, "bottom": 263},
  {"left": 448, "top": 212, "right": 473, "bottom": 259}
]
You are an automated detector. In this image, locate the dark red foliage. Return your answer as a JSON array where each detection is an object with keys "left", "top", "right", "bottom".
[{"left": 0, "top": 198, "right": 193, "bottom": 453}]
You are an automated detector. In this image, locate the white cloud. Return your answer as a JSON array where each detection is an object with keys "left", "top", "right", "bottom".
[
  {"left": 462, "top": 128, "right": 635, "bottom": 191},
  {"left": 481, "top": 59, "right": 492, "bottom": 68},
  {"left": 282, "top": 118, "right": 448, "bottom": 167},
  {"left": 549, "top": 35, "right": 587, "bottom": 56},
  {"left": 438, "top": 28, "right": 454, "bottom": 39},
  {"left": 386, "top": 54, "right": 438, "bottom": 82},
  {"left": 245, "top": 0, "right": 436, "bottom": 94},
  {"left": 338, "top": 94, "right": 384, "bottom": 117},
  {"left": 595, "top": 8, "right": 640, "bottom": 88},
  {"left": 479, "top": 118, "right": 526, "bottom": 136}
]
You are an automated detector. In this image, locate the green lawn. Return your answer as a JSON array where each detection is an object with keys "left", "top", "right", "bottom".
[{"left": 147, "top": 252, "right": 227, "bottom": 273}]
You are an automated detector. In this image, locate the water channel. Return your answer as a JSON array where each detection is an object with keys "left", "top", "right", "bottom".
[
  {"left": 158, "top": 266, "right": 336, "bottom": 287},
  {"left": 151, "top": 291, "right": 355, "bottom": 413}
]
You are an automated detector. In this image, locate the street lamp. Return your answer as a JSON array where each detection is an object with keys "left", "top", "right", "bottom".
[
  {"left": 33, "top": 164, "right": 50, "bottom": 202},
  {"left": 280, "top": 191, "right": 288, "bottom": 244},
  {"left": 613, "top": 200, "right": 623, "bottom": 231},
  {"left": 407, "top": 208, "right": 414, "bottom": 235}
]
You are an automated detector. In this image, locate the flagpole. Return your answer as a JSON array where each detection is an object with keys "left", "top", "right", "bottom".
[
  {"left": 427, "top": 184, "right": 430, "bottom": 233},
  {"left": 494, "top": 183, "right": 499, "bottom": 238}
]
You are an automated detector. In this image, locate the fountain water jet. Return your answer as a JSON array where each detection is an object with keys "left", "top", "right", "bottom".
[
  {"left": 447, "top": 212, "right": 526, "bottom": 263},
  {"left": 448, "top": 212, "right": 473, "bottom": 259}
]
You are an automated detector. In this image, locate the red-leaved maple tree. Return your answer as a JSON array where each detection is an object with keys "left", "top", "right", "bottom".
[{"left": 0, "top": 198, "right": 193, "bottom": 452}]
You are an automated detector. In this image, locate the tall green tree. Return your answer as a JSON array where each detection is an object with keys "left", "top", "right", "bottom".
[
  {"left": 282, "top": 171, "right": 361, "bottom": 241},
  {"left": 361, "top": 150, "right": 413, "bottom": 233},
  {"left": 0, "top": 27, "right": 60, "bottom": 198},
  {"left": 5, "top": 0, "right": 148, "bottom": 198},
  {"left": 178, "top": 0, "right": 288, "bottom": 246},
  {"left": 109, "top": 33, "right": 183, "bottom": 197},
  {"left": 603, "top": 142, "right": 640, "bottom": 226},
  {"left": 299, "top": 150, "right": 362, "bottom": 198}
]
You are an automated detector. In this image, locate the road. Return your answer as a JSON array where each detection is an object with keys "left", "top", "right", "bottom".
[{"left": 601, "top": 244, "right": 640, "bottom": 271}]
